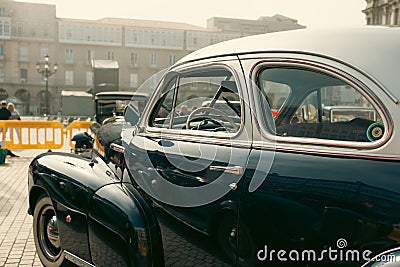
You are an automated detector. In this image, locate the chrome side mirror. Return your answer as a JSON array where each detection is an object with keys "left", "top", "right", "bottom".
[{"left": 110, "top": 143, "right": 125, "bottom": 153}]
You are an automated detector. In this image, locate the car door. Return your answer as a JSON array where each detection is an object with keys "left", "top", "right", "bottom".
[
  {"left": 238, "top": 54, "right": 400, "bottom": 266},
  {"left": 125, "top": 59, "right": 253, "bottom": 266}
]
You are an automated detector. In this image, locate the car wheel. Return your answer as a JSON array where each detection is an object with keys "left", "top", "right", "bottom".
[
  {"left": 216, "top": 216, "right": 256, "bottom": 266},
  {"left": 33, "top": 195, "right": 64, "bottom": 267}
]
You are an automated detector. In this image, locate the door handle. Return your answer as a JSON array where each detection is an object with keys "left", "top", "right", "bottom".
[{"left": 209, "top": 165, "right": 244, "bottom": 176}]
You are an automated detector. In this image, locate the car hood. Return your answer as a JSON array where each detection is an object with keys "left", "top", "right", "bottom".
[{"left": 32, "top": 152, "right": 119, "bottom": 191}]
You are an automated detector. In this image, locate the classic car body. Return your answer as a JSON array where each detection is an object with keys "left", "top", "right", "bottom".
[{"left": 29, "top": 27, "right": 400, "bottom": 266}]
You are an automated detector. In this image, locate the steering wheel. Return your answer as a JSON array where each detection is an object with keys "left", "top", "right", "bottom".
[
  {"left": 186, "top": 107, "right": 239, "bottom": 131},
  {"left": 186, "top": 116, "right": 225, "bottom": 130}
]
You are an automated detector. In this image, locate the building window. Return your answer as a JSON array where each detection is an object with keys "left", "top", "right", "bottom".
[
  {"left": 65, "top": 71, "right": 74, "bottom": 85},
  {"left": 20, "top": 69, "right": 28, "bottom": 83},
  {"left": 0, "top": 88, "right": 7, "bottom": 100},
  {"left": 107, "top": 51, "right": 115, "bottom": 61},
  {"left": 150, "top": 53, "right": 157, "bottom": 67},
  {"left": 86, "top": 71, "right": 93, "bottom": 87},
  {"left": 169, "top": 54, "right": 176, "bottom": 66},
  {"left": 131, "top": 52, "right": 138, "bottom": 67},
  {"left": 0, "top": 44, "right": 4, "bottom": 57},
  {"left": 67, "top": 27, "right": 72, "bottom": 40},
  {"left": 87, "top": 50, "right": 95, "bottom": 64},
  {"left": 43, "top": 23, "right": 49, "bottom": 37},
  {"left": 59, "top": 22, "right": 122, "bottom": 45},
  {"left": 0, "top": 19, "right": 10, "bottom": 39},
  {"left": 65, "top": 48, "right": 74, "bottom": 63},
  {"left": 0, "top": 8, "right": 6, "bottom": 17},
  {"left": 40, "top": 48, "right": 48, "bottom": 59},
  {"left": 130, "top": 73, "right": 138, "bottom": 88},
  {"left": 0, "top": 68, "right": 4, "bottom": 82},
  {"left": 19, "top": 47, "right": 28, "bottom": 61}
]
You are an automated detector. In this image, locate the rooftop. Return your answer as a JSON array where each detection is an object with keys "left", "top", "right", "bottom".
[{"left": 58, "top": 17, "right": 216, "bottom": 32}]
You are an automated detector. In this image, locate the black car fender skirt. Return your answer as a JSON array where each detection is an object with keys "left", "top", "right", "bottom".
[{"left": 88, "top": 182, "right": 164, "bottom": 266}]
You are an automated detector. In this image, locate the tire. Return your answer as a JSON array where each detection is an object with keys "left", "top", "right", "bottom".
[
  {"left": 33, "top": 195, "right": 64, "bottom": 267},
  {"left": 216, "top": 215, "right": 256, "bottom": 267}
]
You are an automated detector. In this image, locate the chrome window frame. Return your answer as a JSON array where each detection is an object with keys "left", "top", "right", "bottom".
[
  {"left": 143, "top": 61, "right": 246, "bottom": 140},
  {"left": 249, "top": 59, "right": 393, "bottom": 150}
]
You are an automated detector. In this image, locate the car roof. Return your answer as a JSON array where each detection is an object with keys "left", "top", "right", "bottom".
[{"left": 176, "top": 27, "right": 400, "bottom": 101}]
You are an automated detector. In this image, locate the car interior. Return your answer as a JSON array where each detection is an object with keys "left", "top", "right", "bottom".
[
  {"left": 258, "top": 67, "right": 385, "bottom": 142},
  {"left": 150, "top": 68, "right": 242, "bottom": 133}
]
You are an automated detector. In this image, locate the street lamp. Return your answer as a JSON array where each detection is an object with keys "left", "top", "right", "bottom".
[{"left": 36, "top": 55, "right": 57, "bottom": 115}]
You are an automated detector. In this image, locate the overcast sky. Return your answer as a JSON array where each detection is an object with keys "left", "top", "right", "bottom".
[{"left": 20, "top": 0, "right": 367, "bottom": 28}]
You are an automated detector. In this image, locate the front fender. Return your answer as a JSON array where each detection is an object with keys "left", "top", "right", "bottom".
[
  {"left": 88, "top": 180, "right": 164, "bottom": 266},
  {"left": 29, "top": 152, "right": 119, "bottom": 213},
  {"left": 29, "top": 152, "right": 122, "bottom": 263}
]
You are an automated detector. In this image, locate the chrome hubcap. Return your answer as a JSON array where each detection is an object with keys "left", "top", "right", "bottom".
[
  {"left": 38, "top": 205, "right": 62, "bottom": 260},
  {"left": 46, "top": 215, "right": 60, "bottom": 249}
]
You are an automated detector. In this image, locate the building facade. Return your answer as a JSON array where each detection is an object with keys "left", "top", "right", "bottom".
[
  {"left": 363, "top": 0, "right": 400, "bottom": 25},
  {"left": 207, "top": 14, "right": 305, "bottom": 36},
  {"left": 0, "top": 0, "right": 305, "bottom": 115}
]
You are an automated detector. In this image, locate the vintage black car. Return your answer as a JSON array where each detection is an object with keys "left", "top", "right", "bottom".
[{"left": 29, "top": 27, "right": 400, "bottom": 267}]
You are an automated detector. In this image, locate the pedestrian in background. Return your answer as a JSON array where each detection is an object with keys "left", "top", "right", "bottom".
[
  {"left": 7, "top": 102, "right": 21, "bottom": 143},
  {"left": 0, "top": 100, "right": 10, "bottom": 138},
  {"left": 0, "top": 100, "right": 19, "bottom": 157}
]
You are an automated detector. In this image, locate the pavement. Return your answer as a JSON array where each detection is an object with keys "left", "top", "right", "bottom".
[
  {"left": 0, "top": 149, "right": 62, "bottom": 267},
  {"left": 0, "top": 148, "right": 232, "bottom": 267}
]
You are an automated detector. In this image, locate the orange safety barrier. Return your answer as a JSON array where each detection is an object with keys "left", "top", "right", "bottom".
[
  {"left": 0, "top": 121, "right": 65, "bottom": 150},
  {"left": 0, "top": 120, "right": 92, "bottom": 150}
]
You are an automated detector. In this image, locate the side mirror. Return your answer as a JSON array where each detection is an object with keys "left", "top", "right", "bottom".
[
  {"left": 124, "top": 104, "right": 140, "bottom": 126},
  {"left": 110, "top": 143, "right": 125, "bottom": 153},
  {"left": 109, "top": 143, "right": 125, "bottom": 168},
  {"left": 301, "top": 104, "right": 317, "bottom": 122}
]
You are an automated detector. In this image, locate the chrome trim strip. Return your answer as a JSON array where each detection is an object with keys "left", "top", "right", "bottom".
[
  {"left": 361, "top": 247, "right": 400, "bottom": 267},
  {"left": 141, "top": 131, "right": 252, "bottom": 149},
  {"left": 247, "top": 58, "right": 393, "bottom": 150},
  {"left": 252, "top": 143, "right": 400, "bottom": 161},
  {"left": 64, "top": 251, "right": 96, "bottom": 267},
  {"left": 146, "top": 126, "right": 235, "bottom": 139}
]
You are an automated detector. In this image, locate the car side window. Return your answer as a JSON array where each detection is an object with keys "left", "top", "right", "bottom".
[
  {"left": 150, "top": 67, "right": 241, "bottom": 133},
  {"left": 258, "top": 67, "right": 385, "bottom": 143}
]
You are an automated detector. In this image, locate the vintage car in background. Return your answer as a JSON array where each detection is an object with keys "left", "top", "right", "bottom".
[
  {"left": 28, "top": 27, "right": 400, "bottom": 267},
  {"left": 94, "top": 91, "right": 148, "bottom": 124},
  {"left": 71, "top": 91, "right": 148, "bottom": 159}
]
